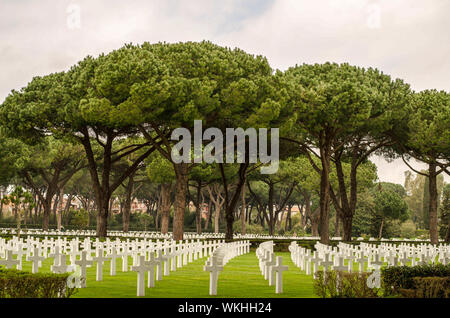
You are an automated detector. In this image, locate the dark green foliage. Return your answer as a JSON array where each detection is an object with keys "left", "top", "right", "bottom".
[
  {"left": 399, "top": 277, "right": 450, "bottom": 298},
  {"left": 381, "top": 264, "right": 450, "bottom": 296},
  {"left": 69, "top": 208, "right": 89, "bottom": 229},
  {"left": 0, "top": 268, "right": 77, "bottom": 298},
  {"left": 313, "top": 270, "right": 379, "bottom": 298},
  {"left": 439, "top": 184, "right": 450, "bottom": 239}
]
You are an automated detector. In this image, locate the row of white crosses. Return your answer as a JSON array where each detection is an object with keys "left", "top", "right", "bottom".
[
  {"left": 0, "top": 228, "right": 385, "bottom": 242},
  {"left": 255, "top": 241, "right": 289, "bottom": 294},
  {"left": 289, "top": 241, "right": 373, "bottom": 278},
  {"left": 350, "top": 242, "right": 450, "bottom": 267},
  {"left": 288, "top": 241, "right": 450, "bottom": 280},
  {"left": 203, "top": 240, "right": 251, "bottom": 296},
  {"left": 4, "top": 227, "right": 448, "bottom": 242},
  {"left": 0, "top": 236, "right": 226, "bottom": 296}
]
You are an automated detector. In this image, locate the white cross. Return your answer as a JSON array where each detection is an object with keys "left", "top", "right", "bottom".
[
  {"left": 320, "top": 253, "right": 334, "bottom": 272},
  {"left": 145, "top": 252, "right": 157, "bottom": 288},
  {"left": 263, "top": 252, "right": 276, "bottom": 280},
  {"left": 355, "top": 252, "right": 367, "bottom": 272},
  {"left": 387, "top": 252, "right": 399, "bottom": 267},
  {"left": 346, "top": 253, "right": 355, "bottom": 273},
  {"left": 162, "top": 248, "right": 171, "bottom": 276},
  {"left": 332, "top": 256, "right": 348, "bottom": 272},
  {"left": 51, "top": 254, "right": 72, "bottom": 273},
  {"left": 264, "top": 253, "right": 276, "bottom": 285},
  {"left": 131, "top": 255, "right": 151, "bottom": 297},
  {"left": 92, "top": 248, "right": 109, "bottom": 281},
  {"left": 204, "top": 255, "right": 224, "bottom": 296},
  {"left": 310, "top": 252, "right": 323, "bottom": 275},
  {"left": 371, "top": 253, "right": 383, "bottom": 269},
  {"left": 0, "top": 250, "right": 20, "bottom": 269},
  {"left": 154, "top": 249, "right": 165, "bottom": 281},
  {"left": 106, "top": 247, "right": 121, "bottom": 276},
  {"left": 271, "top": 256, "right": 288, "bottom": 294},
  {"left": 170, "top": 244, "right": 177, "bottom": 271},
  {"left": 49, "top": 246, "right": 63, "bottom": 267},
  {"left": 26, "top": 247, "right": 45, "bottom": 273},
  {"left": 399, "top": 252, "right": 409, "bottom": 266},
  {"left": 121, "top": 246, "right": 130, "bottom": 272},
  {"left": 75, "top": 251, "right": 93, "bottom": 288},
  {"left": 13, "top": 245, "right": 27, "bottom": 270},
  {"left": 418, "top": 253, "right": 428, "bottom": 265}
]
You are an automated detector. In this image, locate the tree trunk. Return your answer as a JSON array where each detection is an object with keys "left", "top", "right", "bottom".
[
  {"left": 57, "top": 187, "right": 64, "bottom": 231},
  {"left": 204, "top": 199, "right": 212, "bottom": 231},
  {"left": 285, "top": 205, "right": 292, "bottom": 232},
  {"left": 122, "top": 172, "right": 136, "bottom": 233},
  {"left": 428, "top": 162, "right": 438, "bottom": 244},
  {"left": 172, "top": 163, "right": 188, "bottom": 241},
  {"left": 96, "top": 193, "right": 110, "bottom": 238},
  {"left": 259, "top": 206, "right": 265, "bottom": 227},
  {"left": 52, "top": 193, "right": 60, "bottom": 225},
  {"left": 195, "top": 181, "right": 202, "bottom": 234},
  {"left": 64, "top": 194, "right": 73, "bottom": 227},
  {"left": 160, "top": 183, "right": 172, "bottom": 234},
  {"left": 214, "top": 202, "right": 224, "bottom": 234},
  {"left": 241, "top": 178, "right": 247, "bottom": 235},
  {"left": 220, "top": 162, "right": 249, "bottom": 240},
  {"left": 378, "top": 218, "right": 384, "bottom": 240},
  {"left": 319, "top": 147, "right": 331, "bottom": 244},
  {"left": 311, "top": 210, "right": 320, "bottom": 237},
  {"left": 342, "top": 215, "right": 353, "bottom": 241},
  {"left": 42, "top": 199, "right": 52, "bottom": 231},
  {"left": 335, "top": 213, "right": 340, "bottom": 237}
]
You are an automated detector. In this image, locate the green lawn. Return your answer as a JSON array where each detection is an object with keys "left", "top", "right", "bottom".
[
  {"left": 16, "top": 251, "right": 317, "bottom": 298},
  {"left": 13, "top": 250, "right": 408, "bottom": 298}
]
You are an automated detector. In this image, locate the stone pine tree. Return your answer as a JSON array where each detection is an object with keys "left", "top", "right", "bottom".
[
  {"left": 281, "top": 63, "right": 397, "bottom": 244},
  {"left": 126, "top": 41, "right": 276, "bottom": 240},
  {"left": 0, "top": 46, "right": 165, "bottom": 237},
  {"left": 327, "top": 70, "right": 411, "bottom": 242},
  {"left": 372, "top": 183, "right": 410, "bottom": 239},
  {"left": 401, "top": 90, "right": 450, "bottom": 244},
  {"left": 19, "top": 137, "right": 86, "bottom": 231}
]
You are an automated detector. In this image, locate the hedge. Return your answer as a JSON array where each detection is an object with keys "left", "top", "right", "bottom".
[
  {"left": 398, "top": 277, "right": 450, "bottom": 298},
  {"left": 0, "top": 268, "right": 77, "bottom": 298},
  {"left": 381, "top": 264, "right": 450, "bottom": 297}
]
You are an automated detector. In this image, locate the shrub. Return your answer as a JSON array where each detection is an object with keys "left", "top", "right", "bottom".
[
  {"left": 313, "top": 270, "right": 380, "bottom": 298},
  {"left": 69, "top": 208, "right": 89, "bottom": 230},
  {"left": 400, "top": 220, "right": 416, "bottom": 239},
  {"left": 288, "top": 223, "right": 306, "bottom": 237},
  {"left": 415, "top": 229, "right": 429, "bottom": 240},
  {"left": 0, "top": 268, "right": 77, "bottom": 298},
  {"left": 381, "top": 264, "right": 450, "bottom": 297},
  {"left": 233, "top": 221, "right": 265, "bottom": 234},
  {"left": 399, "top": 277, "right": 450, "bottom": 298}
]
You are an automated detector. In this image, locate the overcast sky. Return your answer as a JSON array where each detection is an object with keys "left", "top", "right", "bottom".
[{"left": 1, "top": 0, "right": 449, "bottom": 185}]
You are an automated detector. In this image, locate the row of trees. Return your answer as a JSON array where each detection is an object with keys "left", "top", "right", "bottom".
[{"left": 0, "top": 41, "right": 448, "bottom": 243}]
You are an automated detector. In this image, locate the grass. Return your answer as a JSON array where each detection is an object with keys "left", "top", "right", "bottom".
[
  {"left": 11, "top": 251, "right": 317, "bottom": 298},
  {"left": 8, "top": 250, "right": 417, "bottom": 298}
]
